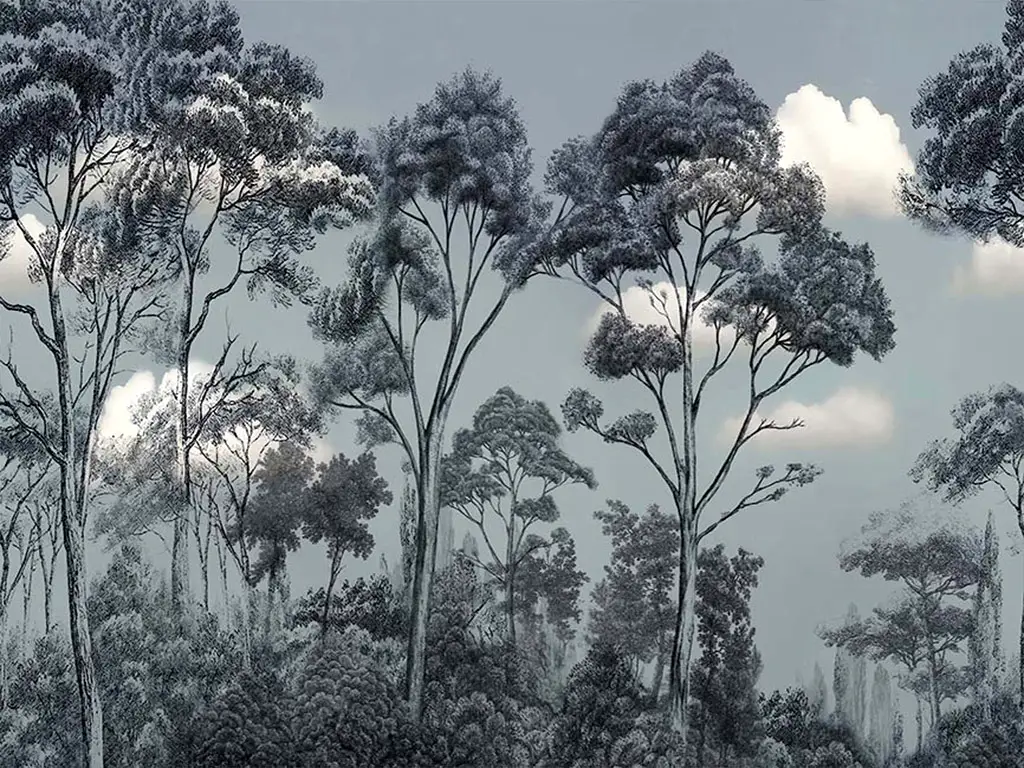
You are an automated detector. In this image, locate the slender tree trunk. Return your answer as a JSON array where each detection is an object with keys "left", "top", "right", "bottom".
[
  {"left": 215, "top": 532, "right": 229, "bottom": 625},
  {"left": 0, "top": 605, "right": 8, "bottom": 710},
  {"left": 669, "top": 519, "right": 698, "bottom": 743},
  {"left": 49, "top": 275, "right": 103, "bottom": 767},
  {"left": 241, "top": 580, "right": 253, "bottom": 670},
  {"left": 62, "top": 487, "right": 103, "bottom": 768},
  {"left": 505, "top": 540, "right": 517, "bottom": 650},
  {"left": 924, "top": 639, "right": 942, "bottom": 731},
  {"left": 651, "top": 629, "right": 667, "bottom": 707},
  {"left": 322, "top": 552, "right": 341, "bottom": 636},
  {"left": 171, "top": 281, "right": 194, "bottom": 621},
  {"left": 669, "top": 311, "right": 699, "bottom": 748},
  {"left": 1018, "top": 514, "right": 1024, "bottom": 707},
  {"left": 915, "top": 695, "right": 923, "bottom": 753},
  {"left": 20, "top": 547, "right": 34, "bottom": 658},
  {"left": 404, "top": 428, "right": 446, "bottom": 722}
]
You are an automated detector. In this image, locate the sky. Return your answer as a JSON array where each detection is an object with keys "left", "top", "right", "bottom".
[{"left": 5, "top": 0, "right": 1024, "bottom": 724}]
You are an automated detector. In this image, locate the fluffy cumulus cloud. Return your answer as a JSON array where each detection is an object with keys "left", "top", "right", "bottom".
[
  {"left": 951, "top": 237, "right": 1024, "bottom": 295},
  {"left": 0, "top": 214, "right": 46, "bottom": 294},
  {"left": 776, "top": 85, "right": 914, "bottom": 218},
  {"left": 720, "top": 387, "right": 894, "bottom": 449},
  {"left": 586, "top": 282, "right": 735, "bottom": 349},
  {"left": 98, "top": 362, "right": 334, "bottom": 469}
]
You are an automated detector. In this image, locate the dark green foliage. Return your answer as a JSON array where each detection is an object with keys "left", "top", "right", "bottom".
[{"left": 191, "top": 672, "right": 297, "bottom": 768}]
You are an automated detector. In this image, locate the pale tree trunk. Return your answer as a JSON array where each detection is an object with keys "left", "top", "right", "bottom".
[
  {"left": 405, "top": 428, "right": 446, "bottom": 721},
  {"left": 171, "top": 281, "right": 194, "bottom": 620},
  {"left": 669, "top": 525, "right": 699, "bottom": 743},
  {"left": 668, "top": 298, "right": 699, "bottom": 749},
  {"left": 215, "top": 531, "right": 229, "bottom": 626},
  {"left": 1018, "top": 514, "right": 1024, "bottom": 707},
  {"left": 651, "top": 629, "right": 667, "bottom": 706},
  {"left": 19, "top": 543, "right": 34, "bottom": 659},
  {"left": 193, "top": 507, "right": 212, "bottom": 614},
  {"left": 35, "top": 519, "right": 57, "bottom": 635},
  {"left": 241, "top": 580, "right": 254, "bottom": 670},
  {"left": 0, "top": 604, "right": 8, "bottom": 709},
  {"left": 505, "top": 516, "right": 517, "bottom": 650},
  {"left": 915, "top": 695, "right": 923, "bottom": 753},
  {"left": 50, "top": 275, "right": 103, "bottom": 767}
]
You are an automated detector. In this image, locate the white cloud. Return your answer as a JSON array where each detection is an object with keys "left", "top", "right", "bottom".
[
  {"left": 720, "top": 387, "right": 894, "bottom": 448},
  {"left": 98, "top": 363, "right": 333, "bottom": 470},
  {"left": 586, "top": 282, "right": 735, "bottom": 350},
  {"left": 0, "top": 214, "right": 46, "bottom": 295},
  {"left": 952, "top": 237, "right": 1024, "bottom": 295},
  {"left": 776, "top": 85, "right": 914, "bottom": 218}
]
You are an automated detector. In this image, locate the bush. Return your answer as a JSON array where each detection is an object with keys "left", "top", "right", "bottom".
[
  {"left": 190, "top": 672, "right": 297, "bottom": 768},
  {"left": 291, "top": 633, "right": 415, "bottom": 768}
]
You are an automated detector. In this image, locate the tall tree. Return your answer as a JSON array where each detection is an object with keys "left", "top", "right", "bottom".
[
  {"left": 116, "top": 0, "right": 375, "bottom": 619},
  {"left": 911, "top": 385, "right": 1024, "bottom": 704},
  {"left": 306, "top": 68, "right": 551, "bottom": 719},
  {"left": 0, "top": 3, "right": 208, "bottom": 761},
  {"left": 832, "top": 502, "right": 980, "bottom": 730},
  {"left": 589, "top": 500, "right": 679, "bottom": 702},
  {"left": 303, "top": 451, "right": 392, "bottom": 633},
  {"left": 441, "top": 386, "right": 595, "bottom": 649},
  {"left": 833, "top": 604, "right": 868, "bottom": 743},
  {"left": 868, "top": 665, "right": 896, "bottom": 768},
  {"left": 968, "top": 510, "right": 1004, "bottom": 718},
  {"left": 808, "top": 661, "right": 830, "bottom": 721},
  {"left": 541, "top": 51, "right": 896, "bottom": 742}
]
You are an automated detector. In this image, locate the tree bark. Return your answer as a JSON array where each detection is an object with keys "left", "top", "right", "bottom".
[
  {"left": 171, "top": 279, "right": 194, "bottom": 621},
  {"left": 668, "top": 298, "right": 699, "bottom": 749},
  {"left": 1018, "top": 514, "right": 1024, "bottom": 707},
  {"left": 915, "top": 695, "right": 923, "bottom": 753},
  {"left": 669, "top": 518, "right": 698, "bottom": 745},
  {"left": 322, "top": 552, "right": 341, "bottom": 636},
  {"left": 0, "top": 605, "right": 8, "bottom": 710},
  {"left": 404, "top": 429, "right": 445, "bottom": 722},
  {"left": 651, "top": 632, "right": 666, "bottom": 707},
  {"left": 20, "top": 551, "right": 33, "bottom": 658},
  {"left": 51, "top": 276, "right": 103, "bottom": 767},
  {"left": 505, "top": 530, "right": 517, "bottom": 651}
]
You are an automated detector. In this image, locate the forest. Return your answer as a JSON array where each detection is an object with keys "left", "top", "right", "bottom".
[{"left": 0, "top": 0, "right": 1023, "bottom": 766}]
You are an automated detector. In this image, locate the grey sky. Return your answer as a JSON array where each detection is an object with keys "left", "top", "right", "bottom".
[{"left": 10, "top": 0, "right": 1022, "bottom": 724}]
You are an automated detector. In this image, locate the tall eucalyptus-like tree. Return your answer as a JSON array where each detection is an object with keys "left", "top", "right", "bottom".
[
  {"left": 0, "top": 2, "right": 200, "bottom": 761},
  {"left": 306, "top": 68, "right": 551, "bottom": 719},
  {"left": 104, "top": 0, "right": 375, "bottom": 619},
  {"left": 540, "top": 51, "right": 896, "bottom": 742}
]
